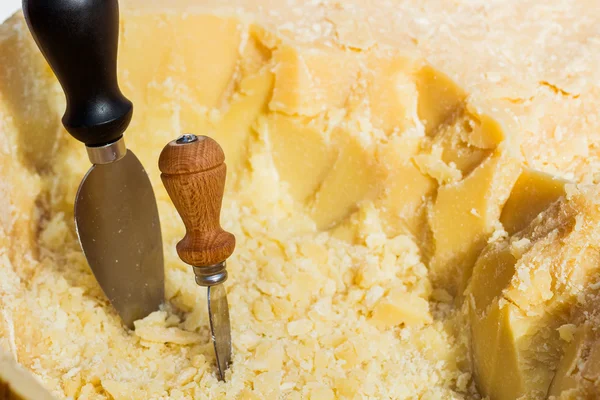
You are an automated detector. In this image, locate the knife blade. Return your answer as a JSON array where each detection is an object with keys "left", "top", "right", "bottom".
[
  {"left": 22, "top": 0, "right": 164, "bottom": 328},
  {"left": 159, "top": 134, "right": 235, "bottom": 381},
  {"left": 208, "top": 282, "right": 232, "bottom": 380}
]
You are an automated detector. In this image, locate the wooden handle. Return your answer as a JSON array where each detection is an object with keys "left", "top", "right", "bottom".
[{"left": 159, "top": 135, "right": 235, "bottom": 267}]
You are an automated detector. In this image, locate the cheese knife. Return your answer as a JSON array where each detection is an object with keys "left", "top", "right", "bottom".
[
  {"left": 22, "top": 0, "right": 164, "bottom": 329},
  {"left": 159, "top": 134, "right": 235, "bottom": 381}
]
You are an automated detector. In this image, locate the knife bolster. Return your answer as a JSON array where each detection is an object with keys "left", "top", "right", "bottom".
[
  {"left": 193, "top": 262, "right": 228, "bottom": 286},
  {"left": 86, "top": 136, "right": 127, "bottom": 164}
]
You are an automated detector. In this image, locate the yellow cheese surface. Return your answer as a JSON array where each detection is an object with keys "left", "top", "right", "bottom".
[
  {"left": 0, "top": 0, "right": 599, "bottom": 399},
  {"left": 468, "top": 185, "right": 600, "bottom": 399}
]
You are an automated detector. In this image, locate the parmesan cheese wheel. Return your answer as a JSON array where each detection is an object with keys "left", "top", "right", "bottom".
[{"left": 0, "top": 1, "right": 599, "bottom": 399}]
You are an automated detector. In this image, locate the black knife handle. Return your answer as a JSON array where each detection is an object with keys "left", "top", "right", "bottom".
[{"left": 22, "top": 0, "right": 132, "bottom": 147}]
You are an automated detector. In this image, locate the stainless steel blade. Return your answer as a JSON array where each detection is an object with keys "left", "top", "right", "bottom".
[
  {"left": 75, "top": 150, "right": 164, "bottom": 329},
  {"left": 207, "top": 284, "right": 232, "bottom": 381}
]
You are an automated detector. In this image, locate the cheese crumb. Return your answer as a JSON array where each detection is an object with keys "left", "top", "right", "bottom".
[
  {"left": 287, "top": 319, "right": 314, "bottom": 336},
  {"left": 558, "top": 324, "right": 577, "bottom": 343}
]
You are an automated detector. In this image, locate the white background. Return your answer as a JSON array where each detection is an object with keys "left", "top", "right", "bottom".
[{"left": 1, "top": 1, "right": 21, "bottom": 23}]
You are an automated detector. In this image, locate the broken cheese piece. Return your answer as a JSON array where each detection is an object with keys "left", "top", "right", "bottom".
[
  {"left": 134, "top": 311, "right": 202, "bottom": 345},
  {"left": 500, "top": 168, "right": 568, "bottom": 235},
  {"left": 416, "top": 66, "right": 466, "bottom": 136},
  {"left": 548, "top": 323, "right": 600, "bottom": 398},
  {"left": 429, "top": 148, "right": 521, "bottom": 295},
  {"left": 547, "top": 275, "right": 600, "bottom": 399},
  {"left": 370, "top": 288, "right": 432, "bottom": 329},
  {"left": 467, "top": 184, "right": 600, "bottom": 399}
]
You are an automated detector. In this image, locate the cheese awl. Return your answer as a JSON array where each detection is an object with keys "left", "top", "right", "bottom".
[
  {"left": 159, "top": 134, "right": 235, "bottom": 381},
  {"left": 22, "top": 0, "right": 164, "bottom": 328}
]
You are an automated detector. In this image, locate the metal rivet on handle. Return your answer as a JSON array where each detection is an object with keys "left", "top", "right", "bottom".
[{"left": 176, "top": 134, "right": 199, "bottom": 144}]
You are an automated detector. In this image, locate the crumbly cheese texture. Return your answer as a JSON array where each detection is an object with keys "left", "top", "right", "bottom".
[{"left": 0, "top": 1, "right": 599, "bottom": 399}]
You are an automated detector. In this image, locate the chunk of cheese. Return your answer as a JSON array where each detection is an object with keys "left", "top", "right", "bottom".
[
  {"left": 467, "top": 184, "right": 600, "bottom": 399},
  {"left": 500, "top": 168, "right": 567, "bottom": 235},
  {"left": 0, "top": 0, "right": 599, "bottom": 399},
  {"left": 429, "top": 148, "right": 521, "bottom": 295}
]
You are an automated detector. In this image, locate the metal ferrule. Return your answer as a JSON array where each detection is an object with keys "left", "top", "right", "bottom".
[
  {"left": 86, "top": 137, "right": 127, "bottom": 165},
  {"left": 193, "top": 262, "right": 228, "bottom": 287}
]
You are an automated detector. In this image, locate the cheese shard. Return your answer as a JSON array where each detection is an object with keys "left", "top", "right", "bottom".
[
  {"left": 467, "top": 184, "right": 600, "bottom": 399},
  {"left": 500, "top": 168, "right": 567, "bottom": 235},
  {"left": 546, "top": 274, "right": 600, "bottom": 399},
  {"left": 374, "top": 136, "right": 436, "bottom": 240},
  {"left": 548, "top": 323, "right": 600, "bottom": 398},
  {"left": 416, "top": 66, "right": 466, "bottom": 136},
  {"left": 429, "top": 148, "right": 521, "bottom": 295}
]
